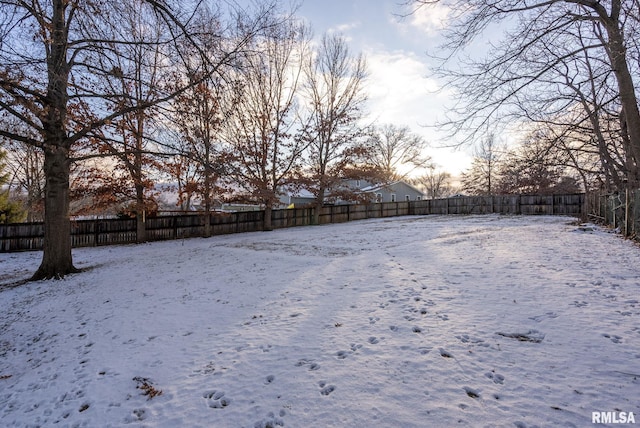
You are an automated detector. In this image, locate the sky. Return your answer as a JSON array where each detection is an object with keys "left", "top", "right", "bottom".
[{"left": 297, "top": 0, "right": 473, "bottom": 176}]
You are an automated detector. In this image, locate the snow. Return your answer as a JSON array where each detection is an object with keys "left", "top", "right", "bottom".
[{"left": 1, "top": 214, "right": 639, "bottom": 427}]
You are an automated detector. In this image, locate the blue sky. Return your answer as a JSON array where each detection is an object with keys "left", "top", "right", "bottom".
[{"left": 296, "top": 0, "right": 472, "bottom": 176}]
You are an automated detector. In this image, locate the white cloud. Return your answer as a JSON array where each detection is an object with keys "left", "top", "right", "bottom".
[
  {"left": 389, "top": 2, "right": 451, "bottom": 37},
  {"left": 406, "top": 3, "right": 451, "bottom": 35},
  {"left": 364, "top": 49, "right": 470, "bottom": 174},
  {"left": 329, "top": 21, "right": 361, "bottom": 34},
  {"left": 365, "top": 50, "right": 440, "bottom": 126},
  {"left": 326, "top": 21, "right": 361, "bottom": 42}
]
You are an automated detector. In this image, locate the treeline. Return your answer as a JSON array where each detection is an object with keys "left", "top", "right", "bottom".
[{"left": 0, "top": 2, "right": 435, "bottom": 231}]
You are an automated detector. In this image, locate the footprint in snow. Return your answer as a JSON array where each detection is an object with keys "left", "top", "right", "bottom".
[
  {"left": 439, "top": 348, "right": 453, "bottom": 358},
  {"left": 254, "top": 410, "right": 285, "bottom": 428},
  {"left": 603, "top": 333, "right": 622, "bottom": 343},
  {"left": 456, "top": 334, "right": 489, "bottom": 347},
  {"left": 319, "top": 381, "right": 336, "bottom": 396},
  {"left": 485, "top": 371, "right": 505, "bottom": 384},
  {"left": 295, "top": 359, "right": 320, "bottom": 370},
  {"left": 124, "top": 408, "right": 146, "bottom": 423},
  {"left": 464, "top": 386, "right": 481, "bottom": 399},
  {"left": 203, "top": 390, "right": 230, "bottom": 409}
]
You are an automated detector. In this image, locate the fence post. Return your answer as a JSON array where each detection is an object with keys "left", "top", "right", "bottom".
[
  {"left": 634, "top": 189, "right": 639, "bottom": 237},
  {"left": 625, "top": 188, "right": 630, "bottom": 236},
  {"left": 173, "top": 216, "right": 178, "bottom": 239}
]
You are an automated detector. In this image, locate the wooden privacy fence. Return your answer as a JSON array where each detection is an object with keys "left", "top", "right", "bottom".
[
  {"left": 0, "top": 193, "right": 585, "bottom": 252},
  {"left": 586, "top": 189, "right": 640, "bottom": 238}
]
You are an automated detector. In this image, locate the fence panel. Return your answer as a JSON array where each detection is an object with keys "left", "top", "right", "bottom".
[
  {"left": 272, "top": 208, "right": 312, "bottom": 229},
  {"left": 586, "top": 190, "right": 640, "bottom": 237},
  {"left": 430, "top": 198, "right": 449, "bottom": 215},
  {"left": 348, "top": 204, "right": 368, "bottom": 221},
  {"left": 0, "top": 222, "right": 44, "bottom": 251},
  {"left": 1, "top": 193, "right": 586, "bottom": 252},
  {"left": 96, "top": 219, "right": 137, "bottom": 246}
]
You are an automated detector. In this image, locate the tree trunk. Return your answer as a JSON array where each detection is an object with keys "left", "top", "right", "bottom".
[
  {"left": 30, "top": 0, "right": 79, "bottom": 280},
  {"left": 203, "top": 181, "right": 211, "bottom": 238},
  {"left": 31, "top": 148, "right": 78, "bottom": 280},
  {"left": 203, "top": 163, "right": 211, "bottom": 238},
  {"left": 263, "top": 201, "right": 273, "bottom": 231},
  {"left": 135, "top": 183, "right": 146, "bottom": 243},
  {"left": 313, "top": 187, "right": 325, "bottom": 225},
  {"left": 604, "top": 21, "right": 640, "bottom": 185}
]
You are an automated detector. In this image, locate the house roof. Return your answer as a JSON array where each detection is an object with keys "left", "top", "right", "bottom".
[
  {"left": 279, "top": 186, "right": 315, "bottom": 199},
  {"left": 359, "top": 181, "right": 425, "bottom": 196}
]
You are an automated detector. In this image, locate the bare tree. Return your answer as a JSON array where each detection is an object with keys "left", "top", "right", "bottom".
[
  {"left": 224, "top": 17, "right": 310, "bottom": 230},
  {"left": 460, "top": 135, "right": 503, "bottom": 195},
  {"left": 167, "top": 10, "right": 241, "bottom": 237},
  {"left": 408, "top": 0, "right": 640, "bottom": 185},
  {"left": 369, "top": 124, "right": 431, "bottom": 181},
  {"left": 170, "top": 78, "right": 230, "bottom": 237},
  {"left": 415, "top": 164, "right": 452, "bottom": 199},
  {"left": 90, "top": 2, "right": 171, "bottom": 242},
  {"left": 496, "top": 135, "right": 576, "bottom": 194},
  {"left": 502, "top": 17, "right": 630, "bottom": 190},
  {"left": 0, "top": 0, "right": 273, "bottom": 279},
  {"left": 302, "top": 33, "right": 369, "bottom": 223}
]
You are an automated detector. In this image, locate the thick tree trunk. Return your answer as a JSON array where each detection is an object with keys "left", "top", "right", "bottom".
[
  {"left": 604, "top": 20, "right": 640, "bottom": 185},
  {"left": 31, "top": 148, "right": 78, "bottom": 280},
  {"left": 31, "top": 0, "right": 78, "bottom": 280}
]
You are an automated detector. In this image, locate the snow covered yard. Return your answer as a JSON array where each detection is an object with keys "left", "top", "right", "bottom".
[{"left": 1, "top": 215, "right": 639, "bottom": 427}]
